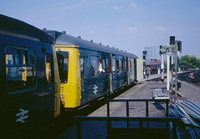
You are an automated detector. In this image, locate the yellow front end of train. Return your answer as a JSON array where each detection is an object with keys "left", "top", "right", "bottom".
[{"left": 55, "top": 45, "right": 81, "bottom": 109}]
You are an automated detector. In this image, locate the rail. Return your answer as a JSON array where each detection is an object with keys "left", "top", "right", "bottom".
[
  {"left": 76, "top": 116, "right": 179, "bottom": 139},
  {"left": 106, "top": 99, "right": 170, "bottom": 117},
  {"left": 76, "top": 99, "right": 176, "bottom": 139}
]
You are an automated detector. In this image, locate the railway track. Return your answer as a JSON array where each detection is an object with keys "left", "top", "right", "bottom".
[{"left": 178, "top": 71, "right": 200, "bottom": 86}]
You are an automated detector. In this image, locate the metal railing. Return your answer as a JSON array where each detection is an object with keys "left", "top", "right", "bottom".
[
  {"left": 76, "top": 98, "right": 177, "bottom": 139},
  {"left": 76, "top": 116, "right": 179, "bottom": 139},
  {"left": 106, "top": 99, "right": 170, "bottom": 117}
]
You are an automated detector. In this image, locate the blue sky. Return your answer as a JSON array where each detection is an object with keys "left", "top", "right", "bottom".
[{"left": 1, "top": 0, "right": 200, "bottom": 58}]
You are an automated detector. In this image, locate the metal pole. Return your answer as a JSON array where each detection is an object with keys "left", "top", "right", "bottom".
[
  {"left": 167, "top": 54, "right": 170, "bottom": 91},
  {"left": 170, "top": 55, "right": 173, "bottom": 92},
  {"left": 161, "top": 54, "right": 164, "bottom": 82},
  {"left": 175, "top": 44, "right": 178, "bottom": 98}
]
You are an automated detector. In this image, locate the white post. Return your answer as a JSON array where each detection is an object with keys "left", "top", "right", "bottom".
[
  {"left": 161, "top": 54, "right": 164, "bottom": 82},
  {"left": 170, "top": 55, "right": 173, "bottom": 92},
  {"left": 175, "top": 44, "right": 178, "bottom": 97},
  {"left": 167, "top": 54, "right": 170, "bottom": 91}
]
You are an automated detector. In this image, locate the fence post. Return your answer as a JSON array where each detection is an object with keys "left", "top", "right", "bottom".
[
  {"left": 126, "top": 101, "right": 129, "bottom": 128},
  {"left": 107, "top": 118, "right": 112, "bottom": 139},
  {"left": 77, "top": 118, "right": 81, "bottom": 139},
  {"left": 146, "top": 101, "right": 149, "bottom": 117},
  {"left": 166, "top": 100, "right": 169, "bottom": 117},
  {"left": 107, "top": 101, "right": 110, "bottom": 117}
]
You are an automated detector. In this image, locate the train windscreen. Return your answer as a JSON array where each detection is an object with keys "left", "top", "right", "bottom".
[{"left": 56, "top": 51, "right": 69, "bottom": 83}]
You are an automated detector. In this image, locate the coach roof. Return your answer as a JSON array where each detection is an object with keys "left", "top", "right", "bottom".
[
  {"left": 0, "top": 14, "right": 53, "bottom": 43},
  {"left": 47, "top": 30, "right": 138, "bottom": 58}
]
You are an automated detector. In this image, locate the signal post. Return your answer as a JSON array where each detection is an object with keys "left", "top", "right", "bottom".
[{"left": 159, "top": 36, "right": 182, "bottom": 97}]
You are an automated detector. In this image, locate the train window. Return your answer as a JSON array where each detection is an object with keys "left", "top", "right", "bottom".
[
  {"left": 112, "top": 58, "right": 116, "bottom": 72},
  {"left": 102, "top": 58, "right": 108, "bottom": 73},
  {"left": 6, "top": 47, "right": 14, "bottom": 65},
  {"left": 91, "top": 56, "right": 98, "bottom": 76},
  {"left": 56, "top": 51, "right": 68, "bottom": 83},
  {"left": 119, "top": 59, "right": 122, "bottom": 73},
  {"left": 116, "top": 60, "right": 119, "bottom": 72},
  {"left": 122, "top": 58, "right": 126, "bottom": 72},
  {"left": 80, "top": 58, "right": 84, "bottom": 78},
  {"left": 5, "top": 47, "right": 36, "bottom": 93},
  {"left": 28, "top": 50, "right": 36, "bottom": 65},
  {"left": 14, "top": 49, "right": 21, "bottom": 65},
  {"left": 129, "top": 60, "right": 132, "bottom": 72},
  {"left": 21, "top": 50, "right": 28, "bottom": 65},
  {"left": 45, "top": 54, "right": 54, "bottom": 84}
]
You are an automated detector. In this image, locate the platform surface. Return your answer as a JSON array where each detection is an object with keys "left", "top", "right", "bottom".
[{"left": 56, "top": 73, "right": 200, "bottom": 139}]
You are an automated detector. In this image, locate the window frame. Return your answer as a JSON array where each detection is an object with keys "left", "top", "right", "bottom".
[
  {"left": 45, "top": 53, "right": 54, "bottom": 84},
  {"left": 91, "top": 56, "right": 98, "bottom": 77},
  {"left": 56, "top": 51, "right": 69, "bottom": 83}
]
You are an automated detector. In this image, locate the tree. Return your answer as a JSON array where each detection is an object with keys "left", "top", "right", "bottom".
[{"left": 178, "top": 55, "right": 200, "bottom": 69}]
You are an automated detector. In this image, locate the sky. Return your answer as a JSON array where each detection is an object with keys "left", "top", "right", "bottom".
[{"left": 1, "top": 0, "right": 200, "bottom": 58}]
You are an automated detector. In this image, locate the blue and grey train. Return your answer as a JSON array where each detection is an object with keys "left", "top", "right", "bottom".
[
  {"left": 0, "top": 14, "right": 139, "bottom": 136},
  {"left": 46, "top": 30, "right": 138, "bottom": 110}
]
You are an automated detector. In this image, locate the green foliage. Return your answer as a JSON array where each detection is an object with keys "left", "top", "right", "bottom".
[{"left": 178, "top": 55, "right": 200, "bottom": 69}]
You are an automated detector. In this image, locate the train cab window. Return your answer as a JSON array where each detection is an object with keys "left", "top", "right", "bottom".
[
  {"left": 91, "top": 56, "right": 98, "bottom": 76},
  {"left": 80, "top": 58, "right": 84, "bottom": 78},
  {"left": 56, "top": 51, "right": 68, "bottom": 83},
  {"left": 5, "top": 47, "right": 36, "bottom": 93},
  {"left": 45, "top": 54, "right": 54, "bottom": 84}
]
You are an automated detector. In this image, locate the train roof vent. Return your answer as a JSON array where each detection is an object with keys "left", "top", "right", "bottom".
[
  {"left": 99, "top": 43, "right": 102, "bottom": 45},
  {"left": 62, "top": 31, "right": 66, "bottom": 34},
  {"left": 78, "top": 36, "right": 81, "bottom": 39},
  {"left": 43, "top": 28, "right": 46, "bottom": 30},
  {"left": 90, "top": 40, "right": 93, "bottom": 42},
  {"left": 112, "top": 47, "right": 115, "bottom": 49},
  {"left": 107, "top": 45, "right": 109, "bottom": 47}
]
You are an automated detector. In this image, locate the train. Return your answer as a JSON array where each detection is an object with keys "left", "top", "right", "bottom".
[
  {"left": 0, "top": 14, "right": 142, "bottom": 136},
  {"left": 45, "top": 30, "right": 139, "bottom": 110}
]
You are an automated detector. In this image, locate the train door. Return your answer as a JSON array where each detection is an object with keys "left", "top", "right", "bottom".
[
  {"left": 127, "top": 58, "right": 131, "bottom": 85},
  {"left": 128, "top": 58, "right": 135, "bottom": 83},
  {"left": 109, "top": 54, "right": 113, "bottom": 94},
  {"left": 116, "top": 56, "right": 121, "bottom": 88},
  {"left": 79, "top": 49, "right": 87, "bottom": 105},
  {"left": 99, "top": 53, "right": 109, "bottom": 94},
  {"left": 55, "top": 46, "right": 81, "bottom": 109},
  {"left": 41, "top": 42, "right": 58, "bottom": 119},
  {"left": 85, "top": 52, "right": 99, "bottom": 102}
]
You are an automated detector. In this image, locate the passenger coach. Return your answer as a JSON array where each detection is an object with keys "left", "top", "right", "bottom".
[
  {"left": 0, "top": 14, "right": 60, "bottom": 136},
  {"left": 47, "top": 30, "right": 138, "bottom": 110}
]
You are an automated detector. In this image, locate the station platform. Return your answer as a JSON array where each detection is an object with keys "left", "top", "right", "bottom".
[
  {"left": 56, "top": 72, "right": 200, "bottom": 139},
  {"left": 89, "top": 72, "right": 200, "bottom": 117}
]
